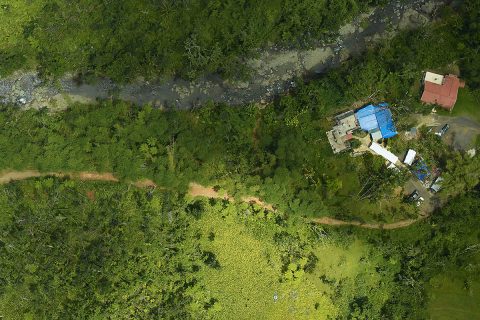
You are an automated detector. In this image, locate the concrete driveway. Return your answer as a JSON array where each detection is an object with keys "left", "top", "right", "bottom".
[
  {"left": 416, "top": 114, "right": 480, "bottom": 151},
  {"left": 403, "top": 177, "right": 435, "bottom": 215}
]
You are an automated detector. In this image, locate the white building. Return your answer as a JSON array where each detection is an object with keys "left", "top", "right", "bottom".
[
  {"left": 369, "top": 142, "right": 399, "bottom": 165},
  {"left": 404, "top": 149, "right": 416, "bottom": 166}
]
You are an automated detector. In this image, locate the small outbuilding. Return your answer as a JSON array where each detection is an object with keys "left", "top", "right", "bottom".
[
  {"left": 369, "top": 142, "right": 399, "bottom": 165},
  {"left": 403, "top": 149, "right": 416, "bottom": 166}
]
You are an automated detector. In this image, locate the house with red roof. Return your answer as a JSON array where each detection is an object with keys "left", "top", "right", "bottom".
[{"left": 420, "top": 72, "right": 465, "bottom": 111}]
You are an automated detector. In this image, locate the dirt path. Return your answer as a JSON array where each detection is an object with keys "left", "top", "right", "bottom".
[
  {"left": 311, "top": 216, "right": 425, "bottom": 230},
  {"left": 188, "top": 182, "right": 422, "bottom": 228},
  {"left": 0, "top": 170, "right": 156, "bottom": 188},
  {"left": 188, "top": 182, "right": 275, "bottom": 211},
  {"left": 0, "top": 170, "right": 422, "bottom": 229}
]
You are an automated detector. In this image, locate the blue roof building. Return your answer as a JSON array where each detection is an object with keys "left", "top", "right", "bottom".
[{"left": 355, "top": 103, "right": 397, "bottom": 139}]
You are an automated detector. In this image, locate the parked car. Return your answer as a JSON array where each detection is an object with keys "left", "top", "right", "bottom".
[
  {"left": 407, "top": 190, "right": 420, "bottom": 202},
  {"left": 435, "top": 124, "right": 450, "bottom": 137},
  {"left": 430, "top": 176, "right": 444, "bottom": 193},
  {"left": 416, "top": 197, "right": 425, "bottom": 207}
]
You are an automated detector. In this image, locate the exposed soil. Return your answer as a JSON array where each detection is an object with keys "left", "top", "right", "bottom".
[
  {"left": 189, "top": 182, "right": 230, "bottom": 200},
  {"left": 0, "top": 170, "right": 427, "bottom": 229},
  {"left": 133, "top": 179, "right": 158, "bottom": 188},
  {"left": 188, "top": 182, "right": 275, "bottom": 211},
  {"left": 76, "top": 172, "right": 118, "bottom": 181},
  {"left": 311, "top": 216, "right": 423, "bottom": 230}
]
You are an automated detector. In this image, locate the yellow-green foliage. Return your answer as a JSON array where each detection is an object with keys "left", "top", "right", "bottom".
[
  {"left": 428, "top": 273, "right": 480, "bottom": 320},
  {"left": 191, "top": 202, "right": 393, "bottom": 319},
  {"left": 191, "top": 205, "right": 333, "bottom": 319},
  {"left": 0, "top": 1, "right": 41, "bottom": 49}
]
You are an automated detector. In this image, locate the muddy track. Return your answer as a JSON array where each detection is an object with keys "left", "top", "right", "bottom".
[
  {"left": 0, "top": 170, "right": 155, "bottom": 188},
  {"left": 311, "top": 216, "right": 426, "bottom": 230},
  {"left": 0, "top": 170, "right": 423, "bottom": 229},
  {"left": 188, "top": 182, "right": 425, "bottom": 229}
]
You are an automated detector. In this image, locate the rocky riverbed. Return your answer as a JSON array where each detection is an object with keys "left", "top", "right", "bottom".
[{"left": 0, "top": 0, "right": 445, "bottom": 110}]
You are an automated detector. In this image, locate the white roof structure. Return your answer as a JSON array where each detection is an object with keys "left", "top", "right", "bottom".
[
  {"left": 430, "top": 176, "right": 444, "bottom": 192},
  {"left": 424, "top": 72, "right": 444, "bottom": 85},
  {"left": 404, "top": 149, "right": 417, "bottom": 166},
  {"left": 369, "top": 142, "right": 399, "bottom": 164}
]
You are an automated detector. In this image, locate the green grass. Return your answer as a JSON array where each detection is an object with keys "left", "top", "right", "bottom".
[
  {"left": 195, "top": 207, "right": 338, "bottom": 319},
  {"left": 428, "top": 274, "right": 480, "bottom": 320},
  {"left": 449, "top": 88, "right": 480, "bottom": 122},
  {"left": 192, "top": 202, "right": 401, "bottom": 319}
]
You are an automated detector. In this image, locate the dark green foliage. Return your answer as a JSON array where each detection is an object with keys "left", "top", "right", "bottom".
[
  {"left": 0, "top": 0, "right": 381, "bottom": 81},
  {"left": 0, "top": 179, "right": 203, "bottom": 319}
]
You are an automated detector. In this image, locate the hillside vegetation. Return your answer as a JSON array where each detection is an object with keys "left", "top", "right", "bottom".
[
  {"left": 0, "top": 178, "right": 478, "bottom": 319},
  {"left": 0, "top": 1, "right": 479, "bottom": 319},
  {"left": 1, "top": 0, "right": 386, "bottom": 81}
]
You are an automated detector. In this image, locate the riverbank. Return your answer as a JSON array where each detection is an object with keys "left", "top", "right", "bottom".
[{"left": 0, "top": 0, "right": 444, "bottom": 110}]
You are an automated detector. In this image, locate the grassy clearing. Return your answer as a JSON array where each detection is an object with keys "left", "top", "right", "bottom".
[
  {"left": 195, "top": 208, "right": 337, "bottom": 319},
  {"left": 436, "top": 88, "right": 480, "bottom": 122},
  {"left": 428, "top": 274, "right": 480, "bottom": 320},
  {"left": 193, "top": 203, "right": 400, "bottom": 319}
]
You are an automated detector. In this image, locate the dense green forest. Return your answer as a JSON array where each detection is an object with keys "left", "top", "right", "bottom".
[
  {"left": 0, "top": 2, "right": 479, "bottom": 221},
  {"left": 1, "top": 0, "right": 386, "bottom": 80},
  {"left": 0, "top": 178, "right": 478, "bottom": 319},
  {"left": 0, "top": 0, "right": 479, "bottom": 319}
]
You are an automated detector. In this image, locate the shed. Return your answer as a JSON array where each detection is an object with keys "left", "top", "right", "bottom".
[
  {"left": 404, "top": 149, "right": 416, "bottom": 166},
  {"left": 369, "top": 142, "right": 399, "bottom": 164},
  {"left": 371, "top": 129, "right": 383, "bottom": 141}
]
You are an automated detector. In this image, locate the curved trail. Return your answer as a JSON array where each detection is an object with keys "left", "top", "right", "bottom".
[
  {"left": 189, "top": 183, "right": 426, "bottom": 229},
  {"left": 0, "top": 170, "right": 424, "bottom": 229},
  {"left": 311, "top": 216, "right": 426, "bottom": 230}
]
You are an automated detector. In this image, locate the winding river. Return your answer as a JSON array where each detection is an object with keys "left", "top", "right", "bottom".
[{"left": 0, "top": 0, "right": 445, "bottom": 110}]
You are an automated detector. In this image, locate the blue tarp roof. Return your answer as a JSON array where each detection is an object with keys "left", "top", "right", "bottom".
[
  {"left": 356, "top": 105, "right": 378, "bottom": 131},
  {"left": 413, "top": 159, "right": 430, "bottom": 181},
  {"left": 376, "top": 108, "right": 397, "bottom": 139},
  {"left": 355, "top": 103, "right": 397, "bottom": 139}
]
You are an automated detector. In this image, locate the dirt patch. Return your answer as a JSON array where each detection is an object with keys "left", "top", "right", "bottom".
[
  {"left": 241, "top": 196, "right": 275, "bottom": 211},
  {"left": 133, "top": 179, "right": 157, "bottom": 188},
  {"left": 188, "top": 183, "right": 275, "bottom": 211},
  {"left": 86, "top": 190, "right": 96, "bottom": 201},
  {"left": 189, "top": 183, "right": 231, "bottom": 200},
  {"left": 76, "top": 172, "right": 118, "bottom": 181},
  {"left": 312, "top": 215, "right": 425, "bottom": 230},
  {"left": 0, "top": 170, "right": 42, "bottom": 184}
]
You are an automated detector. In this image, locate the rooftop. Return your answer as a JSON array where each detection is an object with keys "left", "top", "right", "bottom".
[
  {"left": 421, "top": 73, "right": 465, "bottom": 110},
  {"left": 369, "top": 142, "right": 399, "bottom": 164},
  {"left": 355, "top": 103, "right": 397, "bottom": 139}
]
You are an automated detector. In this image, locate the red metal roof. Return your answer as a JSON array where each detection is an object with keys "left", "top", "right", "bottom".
[{"left": 421, "top": 75, "right": 463, "bottom": 110}]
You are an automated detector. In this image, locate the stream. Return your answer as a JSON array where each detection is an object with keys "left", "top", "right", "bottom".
[{"left": 0, "top": 0, "right": 445, "bottom": 110}]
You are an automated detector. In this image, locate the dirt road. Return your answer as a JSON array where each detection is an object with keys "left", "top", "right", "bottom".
[
  {"left": 0, "top": 170, "right": 423, "bottom": 230},
  {"left": 188, "top": 183, "right": 421, "bottom": 229},
  {"left": 311, "top": 216, "right": 424, "bottom": 230},
  {"left": 0, "top": 170, "right": 155, "bottom": 188}
]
